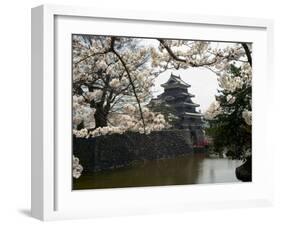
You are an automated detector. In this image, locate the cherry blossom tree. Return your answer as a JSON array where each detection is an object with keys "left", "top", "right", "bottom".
[
  {"left": 72, "top": 35, "right": 168, "bottom": 138},
  {"left": 73, "top": 36, "right": 150, "bottom": 127}
]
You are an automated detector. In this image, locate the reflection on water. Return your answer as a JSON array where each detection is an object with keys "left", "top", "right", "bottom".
[{"left": 73, "top": 154, "right": 242, "bottom": 190}]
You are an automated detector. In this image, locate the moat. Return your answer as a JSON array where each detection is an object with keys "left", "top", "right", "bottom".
[{"left": 73, "top": 153, "right": 242, "bottom": 190}]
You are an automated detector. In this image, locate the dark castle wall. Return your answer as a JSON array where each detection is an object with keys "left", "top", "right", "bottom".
[{"left": 73, "top": 130, "right": 193, "bottom": 172}]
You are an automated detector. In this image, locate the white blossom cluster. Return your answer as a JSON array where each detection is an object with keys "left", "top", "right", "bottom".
[
  {"left": 123, "top": 103, "right": 136, "bottom": 114},
  {"left": 73, "top": 128, "right": 89, "bottom": 138},
  {"left": 117, "top": 113, "right": 152, "bottom": 134},
  {"left": 240, "top": 63, "right": 252, "bottom": 86},
  {"left": 72, "top": 35, "right": 112, "bottom": 65},
  {"left": 226, "top": 94, "right": 236, "bottom": 104},
  {"left": 242, "top": 110, "right": 252, "bottom": 125},
  {"left": 72, "top": 155, "right": 83, "bottom": 179},
  {"left": 109, "top": 78, "right": 121, "bottom": 88},
  {"left": 212, "top": 45, "right": 245, "bottom": 69},
  {"left": 84, "top": 90, "right": 103, "bottom": 102},
  {"left": 73, "top": 105, "right": 168, "bottom": 138},
  {"left": 73, "top": 95, "right": 96, "bottom": 129},
  {"left": 217, "top": 63, "right": 251, "bottom": 93},
  {"left": 89, "top": 126, "right": 125, "bottom": 137},
  {"left": 204, "top": 100, "right": 222, "bottom": 120},
  {"left": 112, "top": 106, "right": 167, "bottom": 135},
  {"left": 217, "top": 73, "right": 244, "bottom": 92}
]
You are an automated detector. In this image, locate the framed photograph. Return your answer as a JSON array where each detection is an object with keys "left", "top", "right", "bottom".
[{"left": 31, "top": 4, "right": 274, "bottom": 221}]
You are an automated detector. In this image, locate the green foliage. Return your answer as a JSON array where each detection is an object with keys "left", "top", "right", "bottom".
[{"left": 206, "top": 64, "right": 252, "bottom": 160}]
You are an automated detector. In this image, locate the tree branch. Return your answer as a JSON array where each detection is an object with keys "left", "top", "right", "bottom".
[
  {"left": 241, "top": 43, "right": 252, "bottom": 67},
  {"left": 157, "top": 39, "right": 217, "bottom": 67},
  {"left": 110, "top": 37, "right": 146, "bottom": 132},
  {"left": 74, "top": 51, "right": 109, "bottom": 66}
]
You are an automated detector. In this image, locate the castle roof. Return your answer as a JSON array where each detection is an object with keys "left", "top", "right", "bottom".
[
  {"left": 175, "top": 102, "right": 200, "bottom": 107},
  {"left": 161, "top": 73, "right": 191, "bottom": 89},
  {"left": 184, "top": 112, "right": 203, "bottom": 117}
]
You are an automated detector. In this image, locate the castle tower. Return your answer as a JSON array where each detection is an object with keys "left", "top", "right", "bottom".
[{"left": 156, "top": 73, "right": 205, "bottom": 145}]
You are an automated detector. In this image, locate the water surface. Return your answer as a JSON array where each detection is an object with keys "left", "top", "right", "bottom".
[{"left": 73, "top": 154, "right": 242, "bottom": 190}]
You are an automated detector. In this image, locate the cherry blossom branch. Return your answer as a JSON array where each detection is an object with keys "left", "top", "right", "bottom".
[
  {"left": 74, "top": 51, "right": 110, "bottom": 66},
  {"left": 111, "top": 37, "right": 146, "bottom": 132},
  {"left": 157, "top": 39, "right": 217, "bottom": 67}
]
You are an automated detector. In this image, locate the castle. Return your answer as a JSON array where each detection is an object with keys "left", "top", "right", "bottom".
[{"left": 151, "top": 73, "right": 205, "bottom": 145}]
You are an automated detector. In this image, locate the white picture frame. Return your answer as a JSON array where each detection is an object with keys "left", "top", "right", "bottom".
[{"left": 31, "top": 4, "right": 274, "bottom": 221}]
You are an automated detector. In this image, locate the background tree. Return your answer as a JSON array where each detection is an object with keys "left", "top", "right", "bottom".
[{"left": 205, "top": 64, "right": 252, "bottom": 159}]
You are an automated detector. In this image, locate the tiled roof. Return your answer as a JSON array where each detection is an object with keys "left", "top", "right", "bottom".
[{"left": 162, "top": 73, "right": 191, "bottom": 88}]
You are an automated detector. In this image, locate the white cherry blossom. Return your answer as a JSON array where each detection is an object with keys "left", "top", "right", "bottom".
[
  {"left": 242, "top": 110, "right": 252, "bottom": 125},
  {"left": 72, "top": 155, "right": 83, "bottom": 179}
]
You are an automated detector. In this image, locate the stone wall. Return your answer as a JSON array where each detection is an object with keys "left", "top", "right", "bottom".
[{"left": 73, "top": 130, "right": 193, "bottom": 172}]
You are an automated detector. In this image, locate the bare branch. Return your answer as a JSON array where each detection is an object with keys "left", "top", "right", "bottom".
[
  {"left": 74, "top": 51, "right": 109, "bottom": 66},
  {"left": 241, "top": 43, "right": 252, "bottom": 67}
]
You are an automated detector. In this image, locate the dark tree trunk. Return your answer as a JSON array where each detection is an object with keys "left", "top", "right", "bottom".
[
  {"left": 94, "top": 107, "right": 108, "bottom": 128},
  {"left": 77, "top": 121, "right": 85, "bottom": 130}
]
